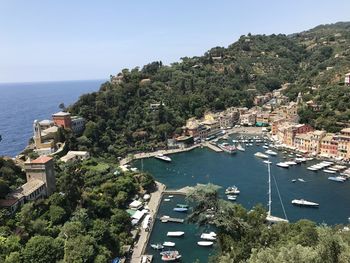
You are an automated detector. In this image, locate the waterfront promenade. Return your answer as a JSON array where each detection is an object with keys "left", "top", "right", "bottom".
[
  {"left": 130, "top": 182, "right": 166, "bottom": 263},
  {"left": 120, "top": 127, "right": 263, "bottom": 166},
  {"left": 120, "top": 145, "right": 200, "bottom": 165}
]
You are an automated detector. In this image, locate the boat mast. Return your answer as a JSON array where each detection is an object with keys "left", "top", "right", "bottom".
[{"left": 267, "top": 160, "right": 272, "bottom": 217}]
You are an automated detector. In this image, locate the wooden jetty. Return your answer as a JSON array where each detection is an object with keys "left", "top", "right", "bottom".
[{"left": 160, "top": 216, "right": 184, "bottom": 223}]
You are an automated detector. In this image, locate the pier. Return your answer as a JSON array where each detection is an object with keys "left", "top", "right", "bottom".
[
  {"left": 160, "top": 216, "right": 184, "bottom": 223},
  {"left": 120, "top": 144, "right": 200, "bottom": 165},
  {"left": 203, "top": 142, "right": 223, "bottom": 152},
  {"left": 130, "top": 182, "right": 165, "bottom": 263}
]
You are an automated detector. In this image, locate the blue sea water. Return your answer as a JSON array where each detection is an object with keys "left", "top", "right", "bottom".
[
  {"left": 0, "top": 80, "right": 104, "bottom": 157},
  {"left": 135, "top": 142, "right": 350, "bottom": 262}
]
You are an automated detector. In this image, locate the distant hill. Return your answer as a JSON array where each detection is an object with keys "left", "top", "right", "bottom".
[{"left": 70, "top": 22, "right": 350, "bottom": 156}]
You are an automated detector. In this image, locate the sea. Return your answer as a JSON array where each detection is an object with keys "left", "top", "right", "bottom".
[
  {"left": 134, "top": 143, "right": 350, "bottom": 262},
  {"left": 0, "top": 80, "right": 104, "bottom": 157}
]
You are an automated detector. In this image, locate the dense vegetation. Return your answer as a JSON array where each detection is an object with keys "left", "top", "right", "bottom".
[
  {"left": 0, "top": 158, "right": 25, "bottom": 198},
  {"left": 0, "top": 157, "right": 154, "bottom": 262},
  {"left": 69, "top": 22, "right": 350, "bottom": 158},
  {"left": 188, "top": 184, "right": 350, "bottom": 263}
]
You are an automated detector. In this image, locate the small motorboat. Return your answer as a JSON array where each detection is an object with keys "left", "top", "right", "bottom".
[
  {"left": 151, "top": 243, "right": 164, "bottom": 250},
  {"left": 263, "top": 160, "right": 272, "bottom": 164},
  {"left": 167, "top": 231, "right": 185, "bottom": 237},
  {"left": 197, "top": 241, "right": 214, "bottom": 247},
  {"left": 298, "top": 178, "right": 306, "bottom": 182},
  {"left": 255, "top": 152, "right": 269, "bottom": 159},
  {"left": 323, "top": 169, "right": 336, "bottom": 174},
  {"left": 227, "top": 195, "right": 237, "bottom": 201},
  {"left": 285, "top": 161, "right": 297, "bottom": 165},
  {"left": 328, "top": 176, "right": 346, "bottom": 182},
  {"left": 168, "top": 195, "right": 174, "bottom": 198},
  {"left": 225, "top": 186, "right": 240, "bottom": 195},
  {"left": 155, "top": 154, "right": 172, "bottom": 162},
  {"left": 161, "top": 251, "right": 182, "bottom": 261},
  {"left": 176, "top": 204, "right": 189, "bottom": 208},
  {"left": 263, "top": 145, "right": 269, "bottom": 149},
  {"left": 292, "top": 199, "right": 319, "bottom": 207},
  {"left": 276, "top": 162, "right": 289, "bottom": 168},
  {"left": 173, "top": 207, "right": 188, "bottom": 212},
  {"left": 200, "top": 233, "right": 216, "bottom": 240},
  {"left": 164, "top": 199, "right": 171, "bottom": 202},
  {"left": 163, "top": 241, "right": 176, "bottom": 247},
  {"left": 265, "top": 149, "right": 278, "bottom": 156},
  {"left": 292, "top": 179, "right": 297, "bottom": 183}
]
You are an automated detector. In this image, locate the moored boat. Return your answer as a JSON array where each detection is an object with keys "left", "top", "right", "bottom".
[
  {"left": 284, "top": 161, "right": 297, "bottom": 165},
  {"left": 155, "top": 154, "right": 172, "bottom": 162},
  {"left": 328, "top": 176, "right": 346, "bottom": 182},
  {"left": 263, "top": 160, "right": 272, "bottom": 164},
  {"left": 265, "top": 149, "right": 277, "bottom": 156},
  {"left": 227, "top": 195, "right": 237, "bottom": 201},
  {"left": 292, "top": 199, "right": 319, "bottom": 207},
  {"left": 218, "top": 143, "right": 237, "bottom": 154},
  {"left": 197, "top": 241, "right": 214, "bottom": 247},
  {"left": 161, "top": 251, "right": 182, "bottom": 261},
  {"left": 163, "top": 241, "right": 176, "bottom": 247},
  {"left": 151, "top": 243, "right": 164, "bottom": 250},
  {"left": 200, "top": 233, "right": 216, "bottom": 241},
  {"left": 298, "top": 178, "right": 306, "bottom": 182},
  {"left": 225, "top": 186, "right": 240, "bottom": 195},
  {"left": 173, "top": 207, "right": 188, "bottom": 212},
  {"left": 254, "top": 152, "right": 269, "bottom": 159},
  {"left": 176, "top": 204, "right": 189, "bottom": 208},
  {"left": 276, "top": 162, "right": 289, "bottom": 168},
  {"left": 236, "top": 144, "right": 245, "bottom": 152},
  {"left": 167, "top": 231, "right": 185, "bottom": 237},
  {"left": 323, "top": 169, "right": 336, "bottom": 174}
]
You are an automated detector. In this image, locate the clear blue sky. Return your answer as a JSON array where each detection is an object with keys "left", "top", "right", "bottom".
[{"left": 1, "top": 0, "right": 349, "bottom": 83}]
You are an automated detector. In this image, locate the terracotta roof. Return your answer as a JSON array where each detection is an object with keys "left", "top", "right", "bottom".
[{"left": 31, "top": 156, "right": 53, "bottom": 164}]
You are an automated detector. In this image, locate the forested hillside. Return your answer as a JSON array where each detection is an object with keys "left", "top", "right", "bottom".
[{"left": 69, "top": 22, "right": 350, "bottom": 157}]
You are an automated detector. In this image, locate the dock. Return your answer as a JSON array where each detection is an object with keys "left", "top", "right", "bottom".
[
  {"left": 160, "top": 216, "right": 184, "bottom": 223},
  {"left": 203, "top": 142, "right": 223, "bottom": 152}
]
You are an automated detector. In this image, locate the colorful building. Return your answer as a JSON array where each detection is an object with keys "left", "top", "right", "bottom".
[{"left": 52, "top": 111, "right": 72, "bottom": 129}]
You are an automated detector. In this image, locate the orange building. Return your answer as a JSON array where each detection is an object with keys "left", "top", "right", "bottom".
[{"left": 52, "top": 111, "right": 72, "bottom": 129}]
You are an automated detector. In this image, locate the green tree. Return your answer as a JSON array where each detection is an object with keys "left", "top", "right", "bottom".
[
  {"left": 23, "top": 236, "right": 63, "bottom": 263},
  {"left": 64, "top": 235, "right": 97, "bottom": 263}
]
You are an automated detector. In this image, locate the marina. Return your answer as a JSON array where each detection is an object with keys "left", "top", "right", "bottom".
[
  {"left": 135, "top": 138, "right": 350, "bottom": 225},
  {"left": 135, "top": 134, "right": 350, "bottom": 262}
]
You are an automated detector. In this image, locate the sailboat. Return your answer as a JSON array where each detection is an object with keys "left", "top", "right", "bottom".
[{"left": 266, "top": 161, "right": 289, "bottom": 224}]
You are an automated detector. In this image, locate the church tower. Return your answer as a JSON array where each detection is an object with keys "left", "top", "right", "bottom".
[
  {"left": 296, "top": 92, "right": 303, "bottom": 105},
  {"left": 33, "top": 120, "right": 42, "bottom": 148}
]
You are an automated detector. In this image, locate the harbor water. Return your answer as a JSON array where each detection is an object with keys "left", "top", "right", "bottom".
[{"left": 135, "top": 140, "right": 350, "bottom": 262}]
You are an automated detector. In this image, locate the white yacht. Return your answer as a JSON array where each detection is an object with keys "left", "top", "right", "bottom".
[
  {"left": 265, "top": 162, "right": 289, "bottom": 224},
  {"left": 227, "top": 195, "right": 237, "bottom": 201},
  {"left": 163, "top": 241, "right": 176, "bottom": 247},
  {"left": 225, "top": 186, "right": 240, "bottom": 195},
  {"left": 255, "top": 152, "right": 269, "bottom": 159},
  {"left": 285, "top": 161, "right": 297, "bottom": 165},
  {"left": 155, "top": 154, "right": 172, "bottom": 162},
  {"left": 200, "top": 233, "right": 216, "bottom": 241},
  {"left": 276, "top": 162, "right": 289, "bottom": 168},
  {"left": 236, "top": 143, "right": 245, "bottom": 152},
  {"left": 292, "top": 199, "right": 319, "bottom": 207},
  {"left": 167, "top": 231, "right": 185, "bottom": 237},
  {"left": 323, "top": 169, "right": 336, "bottom": 174},
  {"left": 197, "top": 241, "right": 213, "bottom": 247},
  {"left": 265, "top": 149, "right": 277, "bottom": 156}
]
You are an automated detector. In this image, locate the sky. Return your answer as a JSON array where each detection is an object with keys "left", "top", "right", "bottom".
[{"left": 1, "top": 0, "right": 350, "bottom": 83}]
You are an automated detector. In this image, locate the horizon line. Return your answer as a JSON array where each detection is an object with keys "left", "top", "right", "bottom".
[{"left": 0, "top": 78, "right": 108, "bottom": 85}]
